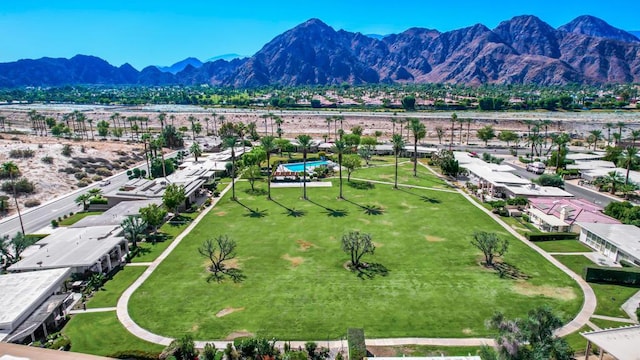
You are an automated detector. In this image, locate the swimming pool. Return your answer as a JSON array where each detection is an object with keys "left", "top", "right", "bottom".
[{"left": 283, "top": 160, "right": 329, "bottom": 172}]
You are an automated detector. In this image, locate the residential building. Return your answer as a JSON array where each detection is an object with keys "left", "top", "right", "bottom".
[
  {"left": 581, "top": 325, "right": 640, "bottom": 360},
  {"left": 577, "top": 223, "right": 640, "bottom": 265},
  {"left": 0, "top": 268, "right": 72, "bottom": 343},
  {"left": 528, "top": 198, "right": 620, "bottom": 232}
]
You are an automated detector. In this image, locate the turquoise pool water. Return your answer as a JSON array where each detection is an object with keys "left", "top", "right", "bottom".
[{"left": 283, "top": 160, "right": 329, "bottom": 172}]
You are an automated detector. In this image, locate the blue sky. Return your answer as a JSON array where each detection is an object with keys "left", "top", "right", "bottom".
[{"left": 1, "top": 1, "right": 638, "bottom": 70}]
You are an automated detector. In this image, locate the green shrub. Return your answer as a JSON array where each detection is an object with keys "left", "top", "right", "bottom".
[
  {"left": 519, "top": 156, "right": 532, "bottom": 164},
  {"left": 24, "top": 199, "right": 41, "bottom": 207},
  {"left": 89, "top": 197, "right": 108, "bottom": 205},
  {"left": 107, "top": 350, "right": 161, "bottom": 360},
  {"left": 96, "top": 167, "right": 113, "bottom": 176},
  {"left": 41, "top": 156, "right": 54, "bottom": 164},
  {"left": 347, "top": 328, "right": 366, "bottom": 360},
  {"left": 51, "top": 219, "right": 59, "bottom": 228},
  {"left": 525, "top": 232, "right": 579, "bottom": 241},
  {"left": 620, "top": 260, "right": 636, "bottom": 268},
  {"left": 2, "top": 178, "right": 36, "bottom": 194},
  {"left": 9, "top": 149, "right": 35, "bottom": 158},
  {"left": 584, "top": 266, "right": 640, "bottom": 285},
  {"left": 74, "top": 172, "right": 87, "bottom": 180},
  {"left": 61, "top": 144, "right": 73, "bottom": 156},
  {"left": 76, "top": 180, "right": 89, "bottom": 188}
]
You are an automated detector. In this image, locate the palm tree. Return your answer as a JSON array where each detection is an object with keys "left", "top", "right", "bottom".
[
  {"left": 222, "top": 136, "right": 238, "bottom": 201},
  {"left": 260, "top": 136, "right": 276, "bottom": 200},
  {"left": 274, "top": 116, "right": 284, "bottom": 138},
  {"left": 2, "top": 162, "right": 24, "bottom": 234},
  {"left": 465, "top": 118, "right": 474, "bottom": 145},
  {"left": 325, "top": 117, "right": 333, "bottom": 142},
  {"left": 153, "top": 136, "right": 167, "bottom": 178},
  {"left": 211, "top": 112, "right": 217, "bottom": 135},
  {"left": 391, "top": 134, "right": 405, "bottom": 189},
  {"left": 333, "top": 140, "right": 347, "bottom": 199},
  {"left": 141, "top": 133, "right": 151, "bottom": 177},
  {"left": 601, "top": 171, "right": 624, "bottom": 194},
  {"left": 261, "top": 114, "right": 270, "bottom": 136},
  {"left": 449, "top": 113, "right": 457, "bottom": 151},
  {"left": 616, "top": 121, "right": 626, "bottom": 141},
  {"left": 190, "top": 142, "right": 202, "bottom": 162},
  {"left": 121, "top": 216, "right": 147, "bottom": 249},
  {"left": 458, "top": 116, "right": 465, "bottom": 144},
  {"left": 589, "top": 129, "right": 603, "bottom": 150},
  {"left": 75, "top": 193, "right": 92, "bottom": 211},
  {"left": 551, "top": 133, "right": 570, "bottom": 172},
  {"left": 409, "top": 118, "right": 426, "bottom": 176},
  {"left": 631, "top": 130, "right": 640, "bottom": 147},
  {"left": 604, "top": 122, "right": 615, "bottom": 146},
  {"left": 540, "top": 119, "right": 553, "bottom": 148},
  {"left": 296, "top": 134, "right": 313, "bottom": 200},
  {"left": 390, "top": 117, "right": 397, "bottom": 135},
  {"left": 619, "top": 146, "right": 639, "bottom": 185}
]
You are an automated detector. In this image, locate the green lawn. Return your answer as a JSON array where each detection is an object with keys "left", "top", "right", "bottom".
[
  {"left": 58, "top": 211, "right": 104, "bottom": 226},
  {"left": 131, "top": 212, "right": 199, "bottom": 263},
  {"left": 589, "top": 317, "right": 633, "bottom": 330},
  {"left": 86, "top": 266, "right": 147, "bottom": 309},
  {"left": 561, "top": 325, "right": 590, "bottom": 354},
  {"left": 535, "top": 240, "right": 592, "bottom": 253},
  {"left": 63, "top": 312, "right": 164, "bottom": 357},
  {"left": 370, "top": 345, "right": 482, "bottom": 357},
  {"left": 554, "top": 255, "right": 639, "bottom": 318},
  {"left": 351, "top": 161, "right": 452, "bottom": 189},
  {"left": 129, "top": 169, "right": 581, "bottom": 340}
]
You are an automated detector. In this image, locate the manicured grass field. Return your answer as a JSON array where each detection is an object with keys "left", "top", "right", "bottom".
[
  {"left": 554, "top": 255, "right": 639, "bottom": 318},
  {"left": 370, "top": 345, "right": 482, "bottom": 357},
  {"left": 561, "top": 325, "right": 591, "bottom": 354},
  {"left": 534, "top": 240, "right": 592, "bottom": 253},
  {"left": 131, "top": 212, "right": 198, "bottom": 263},
  {"left": 63, "top": 312, "right": 164, "bottom": 357},
  {"left": 129, "top": 166, "right": 581, "bottom": 341},
  {"left": 58, "top": 211, "right": 104, "bottom": 226},
  {"left": 351, "top": 161, "right": 452, "bottom": 189},
  {"left": 86, "top": 266, "right": 147, "bottom": 309}
]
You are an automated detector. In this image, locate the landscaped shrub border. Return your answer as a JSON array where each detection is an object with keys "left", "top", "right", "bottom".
[
  {"left": 526, "top": 232, "right": 579, "bottom": 241},
  {"left": 585, "top": 266, "right": 640, "bottom": 286},
  {"left": 347, "top": 328, "right": 366, "bottom": 360}
]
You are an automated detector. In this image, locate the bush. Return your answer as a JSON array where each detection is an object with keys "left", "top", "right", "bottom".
[
  {"left": 585, "top": 266, "right": 640, "bottom": 285},
  {"left": 620, "top": 260, "right": 636, "bottom": 268},
  {"left": 24, "top": 199, "right": 41, "bottom": 207},
  {"left": 89, "top": 197, "right": 108, "bottom": 205},
  {"left": 107, "top": 350, "right": 161, "bottom": 360},
  {"left": 95, "top": 167, "right": 113, "bottom": 176},
  {"left": 2, "top": 178, "right": 36, "bottom": 194},
  {"left": 76, "top": 181, "right": 89, "bottom": 188},
  {"left": 535, "top": 174, "right": 564, "bottom": 188},
  {"left": 61, "top": 144, "right": 73, "bottom": 156},
  {"left": 525, "top": 232, "right": 579, "bottom": 241},
  {"left": 51, "top": 219, "right": 59, "bottom": 228},
  {"left": 92, "top": 175, "right": 103, "bottom": 182},
  {"left": 519, "top": 156, "right": 532, "bottom": 164},
  {"left": 41, "top": 156, "right": 54, "bottom": 164},
  {"left": 347, "top": 328, "right": 366, "bottom": 360},
  {"left": 74, "top": 172, "right": 87, "bottom": 180},
  {"left": 9, "top": 149, "right": 35, "bottom": 158}
]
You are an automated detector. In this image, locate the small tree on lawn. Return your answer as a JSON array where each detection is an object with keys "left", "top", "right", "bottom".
[
  {"left": 198, "top": 235, "right": 239, "bottom": 282},
  {"left": 243, "top": 165, "right": 262, "bottom": 192},
  {"left": 341, "top": 231, "right": 375, "bottom": 270},
  {"left": 471, "top": 231, "right": 508, "bottom": 267},
  {"left": 121, "top": 216, "right": 147, "bottom": 249},
  {"left": 162, "top": 183, "right": 186, "bottom": 216},
  {"left": 139, "top": 203, "right": 167, "bottom": 241},
  {"left": 342, "top": 154, "right": 362, "bottom": 182}
]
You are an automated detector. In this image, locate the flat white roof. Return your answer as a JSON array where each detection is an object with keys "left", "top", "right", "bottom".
[
  {"left": 578, "top": 223, "right": 640, "bottom": 260},
  {"left": 465, "top": 164, "right": 529, "bottom": 186},
  {"left": 504, "top": 184, "right": 573, "bottom": 197},
  {"left": 582, "top": 325, "right": 640, "bottom": 360},
  {"left": 581, "top": 168, "right": 640, "bottom": 184},
  {"left": 8, "top": 226, "right": 124, "bottom": 272},
  {"left": 566, "top": 152, "right": 605, "bottom": 161},
  {"left": 0, "top": 268, "right": 71, "bottom": 331},
  {"left": 72, "top": 199, "right": 162, "bottom": 228},
  {"left": 566, "top": 160, "right": 616, "bottom": 171}
]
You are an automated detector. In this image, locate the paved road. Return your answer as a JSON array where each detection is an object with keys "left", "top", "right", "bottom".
[
  {"left": 507, "top": 162, "right": 617, "bottom": 206},
  {"left": 0, "top": 151, "right": 179, "bottom": 236}
]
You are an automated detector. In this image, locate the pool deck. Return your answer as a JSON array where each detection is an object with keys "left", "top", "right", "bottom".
[{"left": 271, "top": 181, "right": 333, "bottom": 188}]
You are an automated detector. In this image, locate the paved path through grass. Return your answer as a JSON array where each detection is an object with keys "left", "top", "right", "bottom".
[
  {"left": 114, "top": 164, "right": 596, "bottom": 348},
  {"left": 69, "top": 307, "right": 117, "bottom": 314},
  {"left": 590, "top": 314, "right": 637, "bottom": 323}
]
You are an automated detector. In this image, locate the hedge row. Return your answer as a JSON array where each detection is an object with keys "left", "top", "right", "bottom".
[
  {"left": 347, "top": 328, "right": 366, "bottom": 360},
  {"left": 585, "top": 266, "right": 640, "bottom": 286},
  {"left": 525, "top": 232, "right": 579, "bottom": 241}
]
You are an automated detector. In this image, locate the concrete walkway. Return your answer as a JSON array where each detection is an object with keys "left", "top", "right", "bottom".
[
  {"left": 547, "top": 252, "right": 593, "bottom": 256},
  {"left": 349, "top": 177, "right": 458, "bottom": 194},
  {"left": 621, "top": 290, "right": 640, "bottom": 323},
  {"left": 69, "top": 307, "right": 117, "bottom": 314},
  {"left": 126, "top": 262, "right": 152, "bottom": 266},
  {"left": 590, "top": 314, "right": 637, "bottom": 324},
  {"left": 113, "top": 164, "right": 596, "bottom": 349}
]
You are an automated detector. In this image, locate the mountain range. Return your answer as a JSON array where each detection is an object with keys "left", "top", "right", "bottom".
[{"left": 1, "top": 15, "right": 639, "bottom": 88}]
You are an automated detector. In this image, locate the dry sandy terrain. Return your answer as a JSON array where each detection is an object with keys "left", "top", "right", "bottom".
[
  {"left": 0, "top": 104, "right": 638, "bottom": 217},
  {"left": 0, "top": 133, "right": 144, "bottom": 217}
]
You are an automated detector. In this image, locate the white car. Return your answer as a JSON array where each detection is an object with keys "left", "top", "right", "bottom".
[{"left": 99, "top": 180, "right": 111, "bottom": 186}]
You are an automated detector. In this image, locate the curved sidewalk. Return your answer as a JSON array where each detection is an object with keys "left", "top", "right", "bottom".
[{"left": 115, "top": 168, "right": 594, "bottom": 348}]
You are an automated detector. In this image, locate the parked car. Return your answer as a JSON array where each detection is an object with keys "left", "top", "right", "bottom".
[{"left": 526, "top": 162, "right": 546, "bottom": 175}]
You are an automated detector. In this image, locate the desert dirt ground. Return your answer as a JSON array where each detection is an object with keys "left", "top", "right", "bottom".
[{"left": 0, "top": 105, "right": 638, "bottom": 218}]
